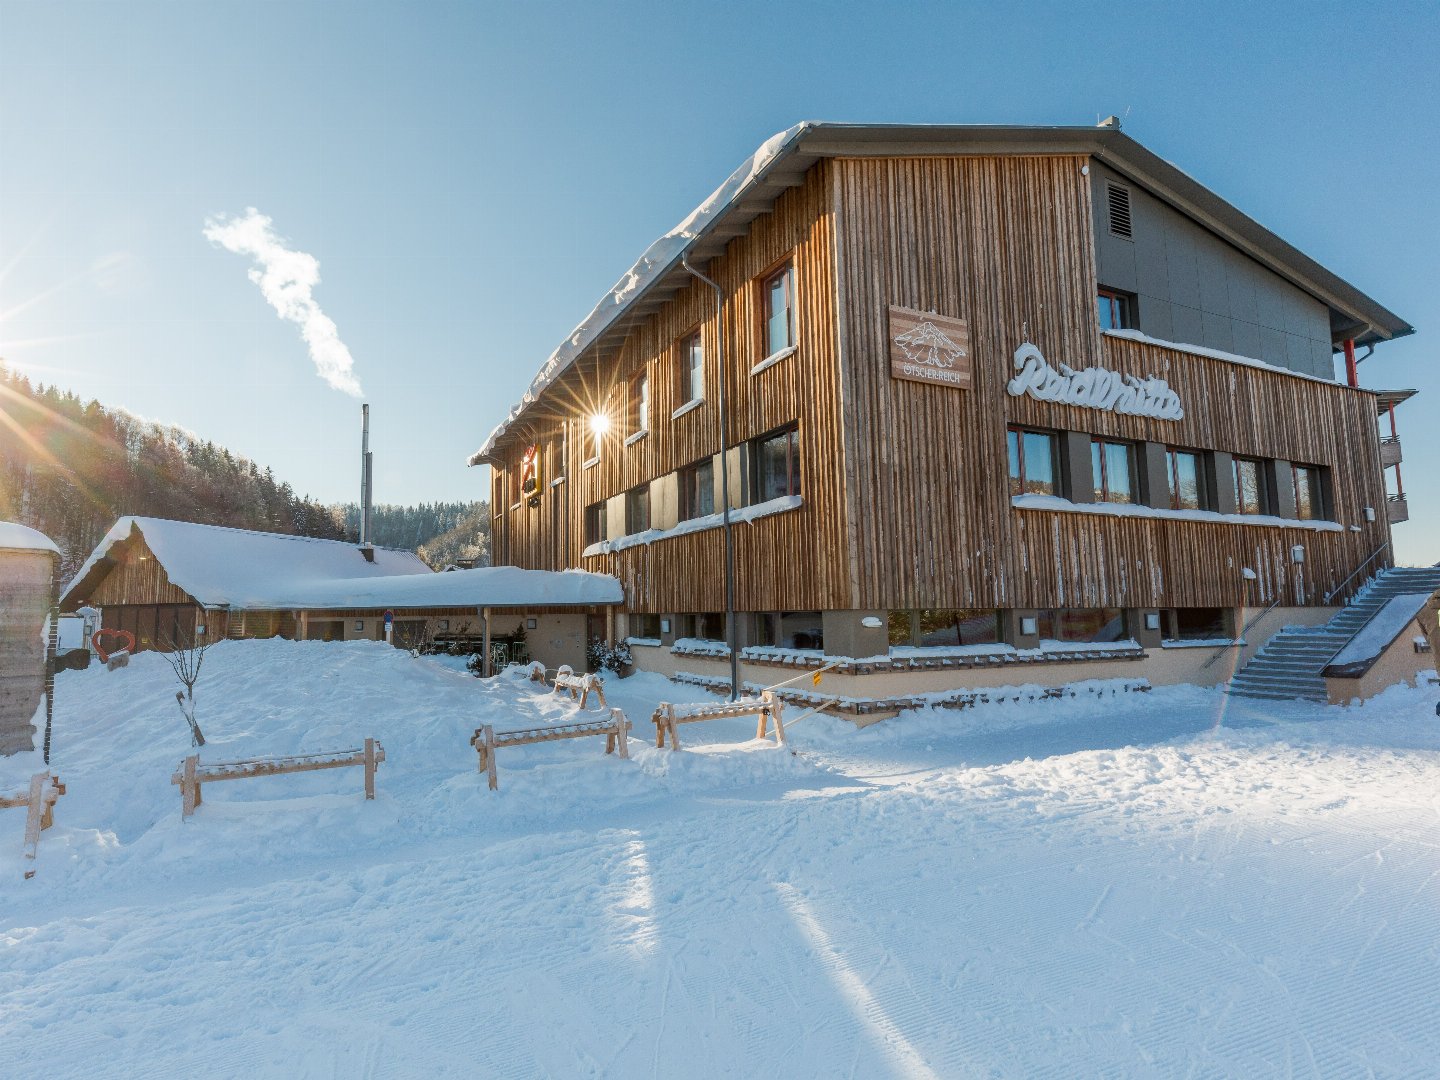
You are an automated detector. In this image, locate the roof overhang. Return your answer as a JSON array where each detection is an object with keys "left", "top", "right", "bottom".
[{"left": 470, "top": 123, "right": 1415, "bottom": 464}]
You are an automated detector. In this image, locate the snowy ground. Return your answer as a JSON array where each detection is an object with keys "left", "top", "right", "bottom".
[{"left": 3, "top": 640, "right": 1439, "bottom": 1078}]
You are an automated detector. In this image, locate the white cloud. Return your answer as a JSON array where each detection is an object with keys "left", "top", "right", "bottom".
[{"left": 203, "top": 208, "right": 362, "bottom": 397}]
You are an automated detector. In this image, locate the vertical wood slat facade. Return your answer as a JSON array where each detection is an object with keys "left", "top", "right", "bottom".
[{"left": 489, "top": 152, "right": 1394, "bottom": 616}]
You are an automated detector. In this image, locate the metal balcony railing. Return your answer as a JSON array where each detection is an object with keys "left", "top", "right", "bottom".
[
  {"left": 1380, "top": 435, "right": 1403, "bottom": 469},
  {"left": 1386, "top": 493, "right": 1409, "bottom": 524}
]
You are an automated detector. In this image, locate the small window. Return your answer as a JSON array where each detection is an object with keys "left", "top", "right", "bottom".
[
  {"left": 631, "top": 613, "right": 662, "bottom": 639},
  {"left": 752, "top": 425, "right": 801, "bottom": 502},
  {"left": 584, "top": 502, "right": 607, "bottom": 546},
  {"left": 1008, "top": 427, "right": 1059, "bottom": 497},
  {"left": 680, "top": 457, "right": 716, "bottom": 521},
  {"left": 763, "top": 263, "right": 796, "bottom": 358},
  {"left": 1106, "top": 182, "right": 1133, "bottom": 240},
  {"left": 1163, "top": 608, "right": 1227, "bottom": 641},
  {"left": 1037, "top": 608, "right": 1128, "bottom": 643},
  {"left": 1166, "top": 448, "right": 1208, "bottom": 511},
  {"left": 629, "top": 372, "right": 649, "bottom": 435},
  {"left": 680, "top": 331, "right": 704, "bottom": 404},
  {"left": 1293, "top": 463, "right": 1325, "bottom": 520},
  {"left": 1096, "top": 288, "right": 1133, "bottom": 330},
  {"left": 1233, "top": 457, "right": 1268, "bottom": 515},
  {"left": 625, "top": 484, "right": 651, "bottom": 534},
  {"left": 1091, "top": 439, "right": 1135, "bottom": 503},
  {"left": 915, "top": 609, "right": 1001, "bottom": 647},
  {"left": 778, "top": 611, "right": 823, "bottom": 650},
  {"left": 692, "top": 612, "right": 726, "bottom": 642}
]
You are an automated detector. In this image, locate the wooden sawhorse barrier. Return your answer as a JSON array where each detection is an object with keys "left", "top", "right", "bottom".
[
  {"left": 550, "top": 666, "right": 607, "bottom": 710},
  {"left": 171, "top": 739, "right": 385, "bottom": 820},
  {"left": 652, "top": 691, "right": 786, "bottom": 750},
  {"left": 471, "top": 708, "right": 631, "bottom": 791},
  {"left": 1, "top": 772, "right": 65, "bottom": 879}
]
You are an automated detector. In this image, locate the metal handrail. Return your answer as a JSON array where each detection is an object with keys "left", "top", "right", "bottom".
[{"left": 1323, "top": 541, "right": 1392, "bottom": 605}]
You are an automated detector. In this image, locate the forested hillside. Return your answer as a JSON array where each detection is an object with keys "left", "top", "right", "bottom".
[{"left": 334, "top": 501, "right": 490, "bottom": 562}]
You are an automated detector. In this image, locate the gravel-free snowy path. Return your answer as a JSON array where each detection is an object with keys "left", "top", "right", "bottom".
[{"left": 2, "top": 640, "right": 1438, "bottom": 1077}]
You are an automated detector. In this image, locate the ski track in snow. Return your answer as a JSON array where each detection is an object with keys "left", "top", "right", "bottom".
[{"left": 2, "top": 639, "right": 1439, "bottom": 1078}]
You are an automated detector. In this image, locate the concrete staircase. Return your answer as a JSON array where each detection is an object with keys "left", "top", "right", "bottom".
[{"left": 1226, "top": 565, "right": 1440, "bottom": 702}]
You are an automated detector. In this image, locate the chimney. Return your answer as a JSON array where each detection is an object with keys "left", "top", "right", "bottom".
[{"left": 360, "top": 404, "right": 375, "bottom": 561}]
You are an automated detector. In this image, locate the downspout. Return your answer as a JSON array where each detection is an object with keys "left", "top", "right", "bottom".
[{"left": 681, "top": 253, "right": 739, "bottom": 702}]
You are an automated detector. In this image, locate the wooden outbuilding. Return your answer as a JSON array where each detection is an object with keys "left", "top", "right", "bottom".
[{"left": 0, "top": 522, "right": 59, "bottom": 756}]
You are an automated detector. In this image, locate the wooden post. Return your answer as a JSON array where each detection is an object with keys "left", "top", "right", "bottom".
[
  {"left": 181, "top": 754, "right": 200, "bottom": 818},
  {"left": 613, "top": 708, "right": 629, "bottom": 759},
  {"left": 481, "top": 606, "right": 492, "bottom": 678},
  {"left": 22, "top": 773, "right": 44, "bottom": 878},
  {"left": 363, "top": 737, "right": 376, "bottom": 800},
  {"left": 483, "top": 725, "right": 498, "bottom": 791},
  {"left": 769, "top": 693, "right": 787, "bottom": 747},
  {"left": 756, "top": 702, "right": 769, "bottom": 741},
  {"left": 667, "top": 704, "right": 680, "bottom": 750}
]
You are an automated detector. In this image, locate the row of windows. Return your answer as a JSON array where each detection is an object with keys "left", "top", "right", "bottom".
[
  {"left": 1007, "top": 426, "right": 1329, "bottom": 519},
  {"left": 585, "top": 425, "right": 802, "bottom": 545},
  {"left": 616, "top": 262, "right": 798, "bottom": 444}
]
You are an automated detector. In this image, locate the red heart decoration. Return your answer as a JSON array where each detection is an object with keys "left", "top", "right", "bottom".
[{"left": 92, "top": 628, "right": 136, "bottom": 663}]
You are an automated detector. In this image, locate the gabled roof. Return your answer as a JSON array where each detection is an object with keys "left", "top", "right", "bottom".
[
  {"left": 0, "top": 521, "right": 60, "bottom": 556},
  {"left": 469, "top": 122, "right": 1414, "bottom": 465},
  {"left": 60, "top": 517, "right": 432, "bottom": 611}
]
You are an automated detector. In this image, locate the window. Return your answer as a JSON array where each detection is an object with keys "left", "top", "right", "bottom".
[
  {"left": 691, "top": 612, "right": 726, "bottom": 642},
  {"left": 1036, "top": 609, "right": 1128, "bottom": 643},
  {"left": 584, "top": 501, "right": 607, "bottom": 546},
  {"left": 680, "top": 331, "right": 704, "bottom": 404},
  {"left": 1163, "top": 608, "right": 1227, "bottom": 642},
  {"left": 680, "top": 457, "right": 715, "bottom": 520},
  {"left": 1091, "top": 439, "right": 1135, "bottom": 503},
  {"left": 586, "top": 417, "right": 604, "bottom": 465},
  {"left": 763, "top": 263, "right": 796, "bottom": 358},
  {"left": 625, "top": 484, "right": 650, "bottom": 534},
  {"left": 1008, "top": 427, "right": 1059, "bottom": 497},
  {"left": 752, "top": 425, "right": 800, "bottom": 502},
  {"left": 1293, "top": 464, "right": 1325, "bottom": 520},
  {"left": 917, "top": 609, "right": 1001, "bottom": 647},
  {"left": 1233, "top": 456, "right": 1268, "bottom": 515},
  {"left": 1096, "top": 288, "right": 1133, "bottom": 330},
  {"left": 1166, "top": 448, "right": 1208, "bottom": 511},
  {"left": 629, "top": 373, "right": 649, "bottom": 435},
  {"left": 631, "top": 614, "right": 662, "bottom": 640}
]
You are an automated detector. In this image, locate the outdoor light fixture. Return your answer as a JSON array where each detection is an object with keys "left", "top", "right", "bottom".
[
  {"left": 1241, "top": 568, "right": 1257, "bottom": 581},
  {"left": 1291, "top": 545, "right": 1306, "bottom": 564},
  {"left": 860, "top": 616, "right": 883, "bottom": 629},
  {"left": 589, "top": 413, "right": 610, "bottom": 435}
]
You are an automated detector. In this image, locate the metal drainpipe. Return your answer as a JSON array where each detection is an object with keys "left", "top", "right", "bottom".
[{"left": 681, "top": 253, "right": 739, "bottom": 701}]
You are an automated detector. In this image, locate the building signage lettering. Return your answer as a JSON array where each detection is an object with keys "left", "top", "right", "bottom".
[
  {"left": 1006, "top": 342, "right": 1184, "bottom": 420},
  {"left": 888, "top": 306, "right": 971, "bottom": 389}
]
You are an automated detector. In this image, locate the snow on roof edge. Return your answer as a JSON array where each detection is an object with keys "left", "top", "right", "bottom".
[
  {"left": 0, "top": 520, "right": 60, "bottom": 555},
  {"left": 468, "top": 122, "right": 813, "bottom": 465}
]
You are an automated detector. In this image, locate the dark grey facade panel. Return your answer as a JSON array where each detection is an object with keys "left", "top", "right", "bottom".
[{"left": 1090, "top": 161, "right": 1337, "bottom": 380}]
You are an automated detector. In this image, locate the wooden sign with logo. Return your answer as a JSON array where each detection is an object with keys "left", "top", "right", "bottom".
[{"left": 888, "top": 306, "right": 971, "bottom": 389}]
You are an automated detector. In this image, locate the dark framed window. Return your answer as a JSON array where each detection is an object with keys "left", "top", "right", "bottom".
[
  {"left": 1007, "top": 427, "right": 1059, "bottom": 497},
  {"left": 752, "top": 425, "right": 801, "bottom": 502},
  {"left": 1233, "top": 457, "right": 1268, "bottom": 515},
  {"left": 625, "top": 484, "right": 650, "bottom": 534},
  {"left": 680, "top": 330, "right": 704, "bottom": 404},
  {"left": 692, "top": 612, "right": 726, "bottom": 642},
  {"left": 1163, "top": 608, "right": 1228, "bottom": 641},
  {"left": 631, "top": 613, "right": 662, "bottom": 640},
  {"left": 583, "top": 501, "right": 607, "bottom": 546},
  {"left": 680, "top": 457, "right": 715, "bottom": 520},
  {"left": 915, "top": 609, "right": 1001, "bottom": 647},
  {"left": 1166, "top": 447, "right": 1209, "bottom": 511},
  {"left": 1293, "top": 463, "right": 1325, "bottom": 520},
  {"left": 1036, "top": 609, "right": 1128, "bottom": 643},
  {"left": 1097, "top": 287, "right": 1133, "bottom": 330},
  {"left": 763, "top": 263, "right": 796, "bottom": 357},
  {"left": 629, "top": 372, "right": 649, "bottom": 434},
  {"left": 1090, "top": 438, "right": 1136, "bottom": 504}
]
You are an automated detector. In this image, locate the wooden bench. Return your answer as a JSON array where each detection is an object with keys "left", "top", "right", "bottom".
[
  {"left": 551, "top": 666, "right": 607, "bottom": 710},
  {"left": 652, "top": 691, "right": 787, "bottom": 750},
  {"left": 471, "top": 708, "right": 631, "bottom": 791},
  {"left": 1, "top": 772, "right": 65, "bottom": 879},
  {"left": 171, "top": 739, "right": 385, "bottom": 820}
]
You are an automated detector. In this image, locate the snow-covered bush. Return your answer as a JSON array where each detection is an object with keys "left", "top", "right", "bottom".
[{"left": 587, "top": 638, "right": 632, "bottom": 674}]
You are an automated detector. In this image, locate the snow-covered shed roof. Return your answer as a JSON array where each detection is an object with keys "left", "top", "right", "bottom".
[
  {"left": 61, "top": 517, "right": 432, "bottom": 611},
  {"left": 1324, "top": 592, "right": 1435, "bottom": 677},
  {"left": 279, "top": 565, "right": 623, "bottom": 611},
  {"left": 469, "top": 122, "right": 1414, "bottom": 466},
  {"left": 0, "top": 521, "right": 60, "bottom": 556}
]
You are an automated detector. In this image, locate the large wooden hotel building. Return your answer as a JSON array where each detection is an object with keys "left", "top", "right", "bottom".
[{"left": 470, "top": 122, "right": 1417, "bottom": 703}]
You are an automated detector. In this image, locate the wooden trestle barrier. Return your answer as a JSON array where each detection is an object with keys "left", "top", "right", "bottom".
[
  {"left": 171, "top": 739, "right": 385, "bottom": 820},
  {"left": 1, "top": 772, "right": 65, "bottom": 879},
  {"left": 651, "top": 691, "right": 787, "bottom": 750},
  {"left": 471, "top": 708, "right": 631, "bottom": 791},
  {"left": 551, "top": 668, "right": 607, "bottom": 710}
]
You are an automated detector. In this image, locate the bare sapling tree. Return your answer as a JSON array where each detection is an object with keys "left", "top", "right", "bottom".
[{"left": 159, "top": 630, "right": 212, "bottom": 747}]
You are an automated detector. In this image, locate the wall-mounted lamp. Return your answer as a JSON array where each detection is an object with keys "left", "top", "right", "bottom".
[
  {"left": 1291, "top": 545, "right": 1306, "bottom": 565},
  {"left": 1241, "top": 568, "right": 1258, "bottom": 581},
  {"left": 860, "top": 616, "right": 883, "bottom": 629},
  {"left": 1364, "top": 506, "right": 1376, "bottom": 522}
]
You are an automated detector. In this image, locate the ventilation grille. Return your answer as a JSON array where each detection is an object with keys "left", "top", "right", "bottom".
[{"left": 1107, "top": 182, "right": 1133, "bottom": 240}]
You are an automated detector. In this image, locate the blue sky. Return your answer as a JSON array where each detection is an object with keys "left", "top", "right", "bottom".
[{"left": 1, "top": 0, "right": 1436, "bottom": 563}]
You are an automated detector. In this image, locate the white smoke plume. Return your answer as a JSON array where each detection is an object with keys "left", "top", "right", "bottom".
[{"left": 203, "top": 208, "right": 362, "bottom": 396}]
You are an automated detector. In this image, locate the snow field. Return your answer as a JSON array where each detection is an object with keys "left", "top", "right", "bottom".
[{"left": 3, "top": 639, "right": 1440, "bottom": 1077}]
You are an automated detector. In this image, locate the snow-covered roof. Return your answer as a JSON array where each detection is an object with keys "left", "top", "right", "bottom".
[
  {"left": 61, "top": 517, "right": 432, "bottom": 610},
  {"left": 469, "top": 123, "right": 1413, "bottom": 466},
  {"left": 0, "top": 521, "right": 60, "bottom": 555},
  {"left": 280, "top": 565, "right": 623, "bottom": 611},
  {"left": 1325, "top": 592, "right": 1434, "bottom": 675}
]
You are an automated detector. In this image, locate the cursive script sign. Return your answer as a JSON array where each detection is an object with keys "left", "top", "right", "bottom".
[
  {"left": 1006, "top": 342, "right": 1183, "bottom": 420},
  {"left": 888, "top": 306, "right": 971, "bottom": 389}
]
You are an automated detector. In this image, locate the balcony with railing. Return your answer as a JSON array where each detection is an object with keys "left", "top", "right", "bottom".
[
  {"left": 1380, "top": 435, "right": 1403, "bottom": 469},
  {"left": 1386, "top": 493, "right": 1409, "bottom": 524}
]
